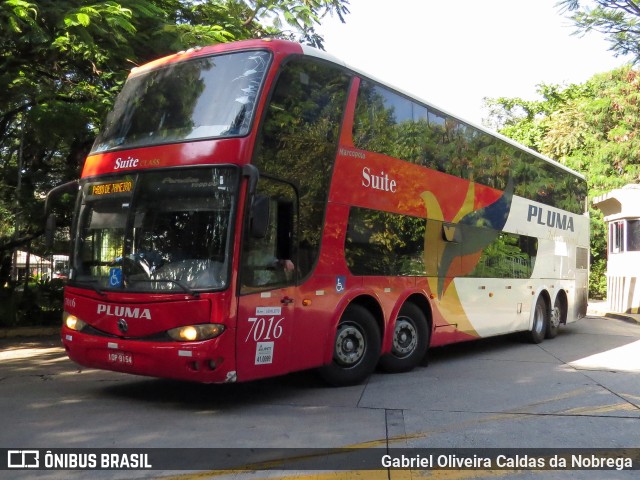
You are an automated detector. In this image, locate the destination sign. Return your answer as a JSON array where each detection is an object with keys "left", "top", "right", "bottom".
[{"left": 90, "top": 179, "right": 133, "bottom": 196}]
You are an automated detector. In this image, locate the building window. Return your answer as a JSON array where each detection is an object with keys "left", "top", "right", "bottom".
[
  {"left": 610, "top": 221, "right": 625, "bottom": 254},
  {"left": 627, "top": 220, "right": 640, "bottom": 252}
]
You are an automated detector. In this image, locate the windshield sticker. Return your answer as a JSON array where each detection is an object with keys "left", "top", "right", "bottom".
[
  {"left": 109, "top": 267, "right": 123, "bottom": 287},
  {"left": 256, "top": 307, "right": 281, "bottom": 315}
]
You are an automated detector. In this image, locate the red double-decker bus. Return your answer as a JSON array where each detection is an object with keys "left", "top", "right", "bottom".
[{"left": 49, "top": 39, "right": 589, "bottom": 386}]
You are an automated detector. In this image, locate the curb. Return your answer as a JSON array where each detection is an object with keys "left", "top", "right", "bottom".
[{"left": 603, "top": 312, "right": 640, "bottom": 325}]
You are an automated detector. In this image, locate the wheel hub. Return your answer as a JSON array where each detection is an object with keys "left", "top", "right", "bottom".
[
  {"left": 551, "top": 306, "right": 561, "bottom": 328},
  {"left": 392, "top": 318, "right": 417, "bottom": 357},
  {"left": 334, "top": 324, "right": 365, "bottom": 366},
  {"left": 534, "top": 305, "right": 545, "bottom": 334}
]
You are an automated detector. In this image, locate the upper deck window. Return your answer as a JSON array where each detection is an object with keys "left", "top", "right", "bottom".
[
  {"left": 92, "top": 50, "right": 272, "bottom": 153},
  {"left": 352, "top": 80, "right": 587, "bottom": 215}
]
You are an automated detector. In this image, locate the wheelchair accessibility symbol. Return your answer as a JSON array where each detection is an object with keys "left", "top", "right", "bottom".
[
  {"left": 109, "top": 267, "right": 122, "bottom": 287},
  {"left": 336, "top": 276, "right": 346, "bottom": 293}
]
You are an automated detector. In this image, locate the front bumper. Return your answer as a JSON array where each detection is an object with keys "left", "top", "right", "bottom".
[{"left": 61, "top": 326, "right": 237, "bottom": 383}]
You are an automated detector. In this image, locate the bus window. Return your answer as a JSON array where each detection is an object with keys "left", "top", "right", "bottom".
[
  {"left": 240, "top": 178, "right": 297, "bottom": 291},
  {"left": 345, "top": 207, "right": 426, "bottom": 276},
  {"left": 413, "top": 103, "right": 429, "bottom": 122},
  {"left": 74, "top": 167, "right": 237, "bottom": 291},
  {"left": 255, "top": 57, "right": 350, "bottom": 280},
  {"left": 92, "top": 50, "right": 271, "bottom": 152},
  {"left": 378, "top": 87, "right": 412, "bottom": 124},
  {"left": 469, "top": 231, "right": 537, "bottom": 279},
  {"left": 353, "top": 82, "right": 432, "bottom": 166}
]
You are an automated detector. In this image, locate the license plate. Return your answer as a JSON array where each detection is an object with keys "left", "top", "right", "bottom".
[{"left": 108, "top": 351, "right": 133, "bottom": 366}]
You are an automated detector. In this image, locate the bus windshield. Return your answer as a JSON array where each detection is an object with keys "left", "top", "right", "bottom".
[
  {"left": 71, "top": 167, "right": 238, "bottom": 293},
  {"left": 91, "top": 50, "right": 271, "bottom": 153}
]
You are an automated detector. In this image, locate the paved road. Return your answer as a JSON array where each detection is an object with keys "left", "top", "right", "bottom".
[{"left": 0, "top": 314, "right": 639, "bottom": 479}]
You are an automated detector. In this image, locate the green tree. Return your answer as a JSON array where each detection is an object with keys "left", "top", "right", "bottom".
[
  {"left": 484, "top": 66, "right": 640, "bottom": 298},
  {"left": 0, "top": 0, "right": 350, "bottom": 285},
  {"left": 559, "top": 0, "right": 640, "bottom": 62}
]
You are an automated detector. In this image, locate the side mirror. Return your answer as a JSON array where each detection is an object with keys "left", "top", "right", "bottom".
[
  {"left": 45, "top": 214, "right": 56, "bottom": 250},
  {"left": 442, "top": 223, "right": 463, "bottom": 243},
  {"left": 250, "top": 195, "right": 270, "bottom": 238},
  {"left": 45, "top": 180, "right": 78, "bottom": 215},
  {"left": 44, "top": 180, "right": 78, "bottom": 252}
]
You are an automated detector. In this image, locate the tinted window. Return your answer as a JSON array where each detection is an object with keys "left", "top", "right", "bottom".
[
  {"left": 576, "top": 247, "right": 589, "bottom": 269},
  {"left": 255, "top": 57, "right": 350, "bottom": 279},
  {"left": 93, "top": 51, "right": 271, "bottom": 152},
  {"left": 352, "top": 81, "right": 586, "bottom": 214},
  {"left": 468, "top": 231, "right": 538, "bottom": 279},
  {"left": 240, "top": 177, "right": 297, "bottom": 292},
  {"left": 345, "top": 207, "right": 426, "bottom": 276},
  {"left": 345, "top": 207, "right": 538, "bottom": 279},
  {"left": 73, "top": 168, "right": 237, "bottom": 292},
  {"left": 628, "top": 220, "right": 640, "bottom": 251}
]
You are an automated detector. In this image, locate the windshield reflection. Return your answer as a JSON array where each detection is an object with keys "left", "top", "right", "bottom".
[{"left": 92, "top": 50, "right": 271, "bottom": 152}]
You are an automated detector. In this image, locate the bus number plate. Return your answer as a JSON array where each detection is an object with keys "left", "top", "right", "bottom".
[{"left": 108, "top": 351, "right": 133, "bottom": 366}]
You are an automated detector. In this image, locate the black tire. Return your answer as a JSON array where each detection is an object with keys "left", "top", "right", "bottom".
[
  {"left": 379, "top": 303, "right": 429, "bottom": 373},
  {"left": 526, "top": 296, "right": 548, "bottom": 344},
  {"left": 546, "top": 296, "right": 565, "bottom": 339},
  {"left": 318, "top": 304, "right": 381, "bottom": 387}
]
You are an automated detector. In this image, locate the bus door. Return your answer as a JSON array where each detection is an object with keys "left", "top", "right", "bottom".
[{"left": 236, "top": 179, "right": 298, "bottom": 381}]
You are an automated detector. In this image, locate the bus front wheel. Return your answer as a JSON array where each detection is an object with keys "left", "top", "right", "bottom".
[
  {"left": 379, "top": 303, "right": 429, "bottom": 373},
  {"left": 318, "top": 305, "right": 381, "bottom": 386},
  {"left": 526, "top": 296, "right": 548, "bottom": 344}
]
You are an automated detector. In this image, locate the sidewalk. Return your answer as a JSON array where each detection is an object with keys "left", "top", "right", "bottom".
[
  {"left": 587, "top": 300, "right": 640, "bottom": 325},
  {"left": 0, "top": 325, "right": 59, "bottom": 339}
]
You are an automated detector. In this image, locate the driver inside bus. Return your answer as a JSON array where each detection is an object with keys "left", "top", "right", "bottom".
[
  {"left": 244, "top": 246, "right": 294, "bottom": 286},
  {"left": 242, "top": 215, "right": 294, "bottom": 287}
]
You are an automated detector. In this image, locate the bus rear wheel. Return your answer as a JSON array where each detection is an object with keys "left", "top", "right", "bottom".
[
  {"left": 379, "top": 303, "right": 429, "bottom": 373},
  {"left": 526, "top": 296, "right": 548, "bottom": 344},
  {"left": 547, "top": 295, "right": 566, "bottom": 339},
  {"left": 318, "top": 305, "right": 381, "bottom": 387}
]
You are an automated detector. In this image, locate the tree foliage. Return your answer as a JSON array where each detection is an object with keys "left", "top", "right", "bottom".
[
  {"left": 484, "top": 66, "right": 640, "bottom": 298},
  {"left": 0, "top": 0, "right": 349, "bottom": 285},
  {"left": 559, "top": 0, "right": 640, "bottom": 62}
]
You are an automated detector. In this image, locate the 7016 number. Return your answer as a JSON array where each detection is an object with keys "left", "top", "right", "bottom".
[{"left": 245, "top": 316, "right": 284, "bottom": 342}]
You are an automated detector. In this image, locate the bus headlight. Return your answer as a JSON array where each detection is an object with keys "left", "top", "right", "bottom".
[
  {"left": 167, "top": 324, "right": 225, "bottom": 342},
  {"left": 64, "top": 311, "right": 87, "bottom": 331}
]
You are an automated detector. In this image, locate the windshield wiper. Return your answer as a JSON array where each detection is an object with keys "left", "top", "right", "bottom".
[{"left": 71, "top": 280, "right": 107, "bottom": 297}]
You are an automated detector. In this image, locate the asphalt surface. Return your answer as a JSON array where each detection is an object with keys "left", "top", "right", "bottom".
[{"left": 1, "top": 303, "right": 639, "bottom": 479}]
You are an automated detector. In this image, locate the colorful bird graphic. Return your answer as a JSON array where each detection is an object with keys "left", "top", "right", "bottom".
[{"left": 421, "top": 177, "right": 514, "bottom": 299}]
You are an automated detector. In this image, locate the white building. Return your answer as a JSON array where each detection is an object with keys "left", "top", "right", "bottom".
[
  {"left": 593, "top": 184, "right": 640, "bottom": 313},
  {"left": 12, "top": 251, "right": 68, "bottom": 282}
]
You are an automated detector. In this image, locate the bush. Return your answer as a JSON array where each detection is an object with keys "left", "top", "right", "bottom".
[
  {"left": 0, "top": 280, "right": 64, "bottom": 328},
  {"left": 589, "top": 259, "right": 607, "bottom": 300}
]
